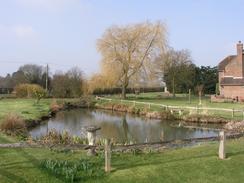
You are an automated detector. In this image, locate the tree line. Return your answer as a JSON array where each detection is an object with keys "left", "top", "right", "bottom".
[
  {"left": 0, "top": 64, "right": 83, "bottom": 98},
  {"left": 0, "top": 21, "right": 218, "bottom": 98}
]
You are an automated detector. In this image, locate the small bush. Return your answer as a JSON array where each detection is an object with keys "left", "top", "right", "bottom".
[
  {"left": 14, "top": 84, "right": 28, "bottom": 97},
  {"left": 32, "top": 85, "right": 46, "bottom": 103},
  {"left": 14, "top": 84, "right": 46, "bottom": 100},
  {"left": 0, "top": 113, "right": 27, "bottom": 136}
]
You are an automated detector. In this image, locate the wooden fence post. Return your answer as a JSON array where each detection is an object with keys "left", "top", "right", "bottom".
[
  {"left": 133, "top": 101, "right": 136, "bottom": 107},
  {"left": 188, "top": 89, "right": 191, "bottom": 104},
  {"left": 232, "top": 109, "right": 234, "bottom": 118},
  {"left": 105, "top": 139, "right": 111, "bottom": 173},
  {"left": 242, "top": 110, "right": 244, "bottom": 120},
  {"left": 219, "top": 131, "right": 226, "bottom": 160}
]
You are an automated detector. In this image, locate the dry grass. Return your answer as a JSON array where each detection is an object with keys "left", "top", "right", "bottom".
[
  {"left": 49, "top": 100, "right": 64, "bottom": 113},
  {"left": 0, "top": 113, "right": 27, "bottom": 136}
]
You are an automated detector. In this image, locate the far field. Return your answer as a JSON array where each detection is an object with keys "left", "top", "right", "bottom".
[{"left": 97, "top": 92, "right": 244, "bottom": 120}]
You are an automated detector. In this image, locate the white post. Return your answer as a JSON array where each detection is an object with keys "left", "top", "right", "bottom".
[
  {"left": 179, "top": 110, "right": 182, "bottom": 116},
  {"left": 219, "top": 131, "right": 226, "bottom": 160},
  {"left": 86, "top": 126, "right": 101, "bottom": 156},
  {"left": 87, "top": 131, "right": 96, "bottom": 146},
  {"left": 164, "top": 86, "right": 168, "bottom": 93}
]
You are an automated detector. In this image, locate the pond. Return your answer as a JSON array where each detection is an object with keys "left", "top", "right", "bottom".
[{"left": 30, "top": 109, "right": 221, "bottom": 143}]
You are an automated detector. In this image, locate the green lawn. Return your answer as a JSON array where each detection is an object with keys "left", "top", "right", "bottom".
[
  {"left": 0, "top": 98, "right": 51, "bottom": 121},
  {"left": 1, "top": 133, "right": 244, "bottom": 182},
  {"left": 1, "top": 95, "right": 244, "bottom": 182},
  {"left": 99, "top": 92, "right": 244, "bottom": 120},
  {"left": 0, "top": 98, "right": 80, "bottom": 122},
  {"left": 114, "top": 92, "right": 244, "bottom": 109}
]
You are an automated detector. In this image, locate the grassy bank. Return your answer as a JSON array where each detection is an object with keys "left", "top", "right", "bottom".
[
  {"left": 0, "top": 98, "right": 81, "bottom": 123},
  {"left": 1, "top": 134, "right": 244, "bottom": 182},
  {"left": 96, "top": 92, "right": 244, "bottom": 120}
]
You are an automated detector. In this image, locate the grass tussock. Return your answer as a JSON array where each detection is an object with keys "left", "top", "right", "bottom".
[
  {"left": 50, "top": 100, "right": 64, "bottom": 113},
  {"left": 0, "top": 113, "right": 27, "bottom": 136},
  {"left": 40, "top": 130, "right": 87, "bottom": 145}
]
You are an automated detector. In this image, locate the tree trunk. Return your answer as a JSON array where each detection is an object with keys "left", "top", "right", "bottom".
[
  {"left": 122, "top": 85, "right": 126, "bottom": 99},
  {"left": 121, "top": 75, "right": 129, "bottom": 99}
]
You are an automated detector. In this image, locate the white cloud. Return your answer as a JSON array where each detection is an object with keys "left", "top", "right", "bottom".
[
  {"left": 0, "top": 24, "right": 37, "bottom": 40},
  {"left": 13, "top": 25, "right": 36, "bottom": 39}
]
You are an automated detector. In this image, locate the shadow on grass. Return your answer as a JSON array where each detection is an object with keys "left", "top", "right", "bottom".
[
  {"left": 0, "top": 168, "right": 28, "bottom": 183},
  {"left": 0, "top": 147, "right": 63, "bottom": 183},
  {"left": 113, "top": 152, "right": 216, "bottom": 171},
  {"left": 226, "top": 150, "right": 244, "bottom": 157}
]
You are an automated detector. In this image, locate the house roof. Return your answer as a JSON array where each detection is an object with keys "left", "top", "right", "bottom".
[
  {"left": 218, "top": 55, "right": 236, "bottom": 71},
  {"left": 220, "top": 77, "right": 244, "bottom": 86}
]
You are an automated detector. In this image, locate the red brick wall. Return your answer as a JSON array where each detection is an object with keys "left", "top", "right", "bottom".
[{"left": 221, "top": 85, "right": 244, "bottom": 99}]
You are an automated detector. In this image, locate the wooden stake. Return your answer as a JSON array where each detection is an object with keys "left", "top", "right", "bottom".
[
  {"left": 105, "top": 139, "right": 111, "bottom": 173},
  {"left": 219, "top": 131, "right": 226, "bottom": 160}
]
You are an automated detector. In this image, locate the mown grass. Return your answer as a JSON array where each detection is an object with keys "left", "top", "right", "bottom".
[
  {"left": 0, "top": 98, "right": 80, "bottom": 122},
  {"left": 99, "top": 92, "right": 244, "bottom": 120},
  {"left": 0, "top": 133, "right": 17, "bottom": 144},
  {"left": 0, "top": 95, "right": 244, "bottom": 182},
  {"left": 0, "top": 133, "right": 244, "bottom": 182}
]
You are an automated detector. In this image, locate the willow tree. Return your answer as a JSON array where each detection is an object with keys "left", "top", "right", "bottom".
[{"left": 97, "top": 21, "right": 167, "bottom": 99}]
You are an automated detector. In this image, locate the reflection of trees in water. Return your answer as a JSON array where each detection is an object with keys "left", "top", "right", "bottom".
[
  {"left": 48, "top": 109, "right": 96, "bottom": 136},
  {"left": 121, "top": 115, "right": 129, "bottom": 143},
  {"left": 159, "top": 122, "right": 211, "bottom": 141},
  {"left": 32, "top": 109, "right": 218, "bottom": 142},
  {"left": 97, "top": 122, "right": 121, "bottom": 142}
]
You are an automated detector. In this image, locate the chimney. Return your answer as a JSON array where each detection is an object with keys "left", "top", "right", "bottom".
[
  {"left": 237, "top": 41, "right": 244, "bottom": 77},
  {"left": 237, "top": 41, "right": 243, "bottom": 57}
]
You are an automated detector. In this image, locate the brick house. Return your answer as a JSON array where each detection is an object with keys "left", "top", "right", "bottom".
[{"left": 218, "top": 41, "right": 244, "bottom": 100}]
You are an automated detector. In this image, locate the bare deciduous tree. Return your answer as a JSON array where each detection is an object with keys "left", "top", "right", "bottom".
[
  {"left": 51, "top": 67, "right": 83, "bottom": 98},
  {"left": 19, "top": 64, "right": 44, "bottom": 85},
  {"left": 155, "top": 48, "right": 195, "bottom": 97},
  {"left": 97, "top": 21, "right": 167, "bottom": 99}
]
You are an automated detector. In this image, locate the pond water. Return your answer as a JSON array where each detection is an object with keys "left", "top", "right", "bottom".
[{"left": 30, "top": 109, "right": 221, "bottom": 143}]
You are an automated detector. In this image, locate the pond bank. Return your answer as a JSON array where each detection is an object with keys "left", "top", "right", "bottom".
[
  {"left": 94, "top": 101, "right": 231, "bottom": 124},
  {"left": 2, "top": 132, "right": 244, "bottom": 151},
  {"left": 25, "top": 98, "right": 93, "bottom": 129}
]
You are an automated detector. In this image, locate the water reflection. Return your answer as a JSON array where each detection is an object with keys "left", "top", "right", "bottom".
[{"left": 30, "top": 109, "right": 219, "bottom": 143}]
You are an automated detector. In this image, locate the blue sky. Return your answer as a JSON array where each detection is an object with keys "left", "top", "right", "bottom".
[{"left": 0, "top": 0, "right": 244, "bottom": 77}]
